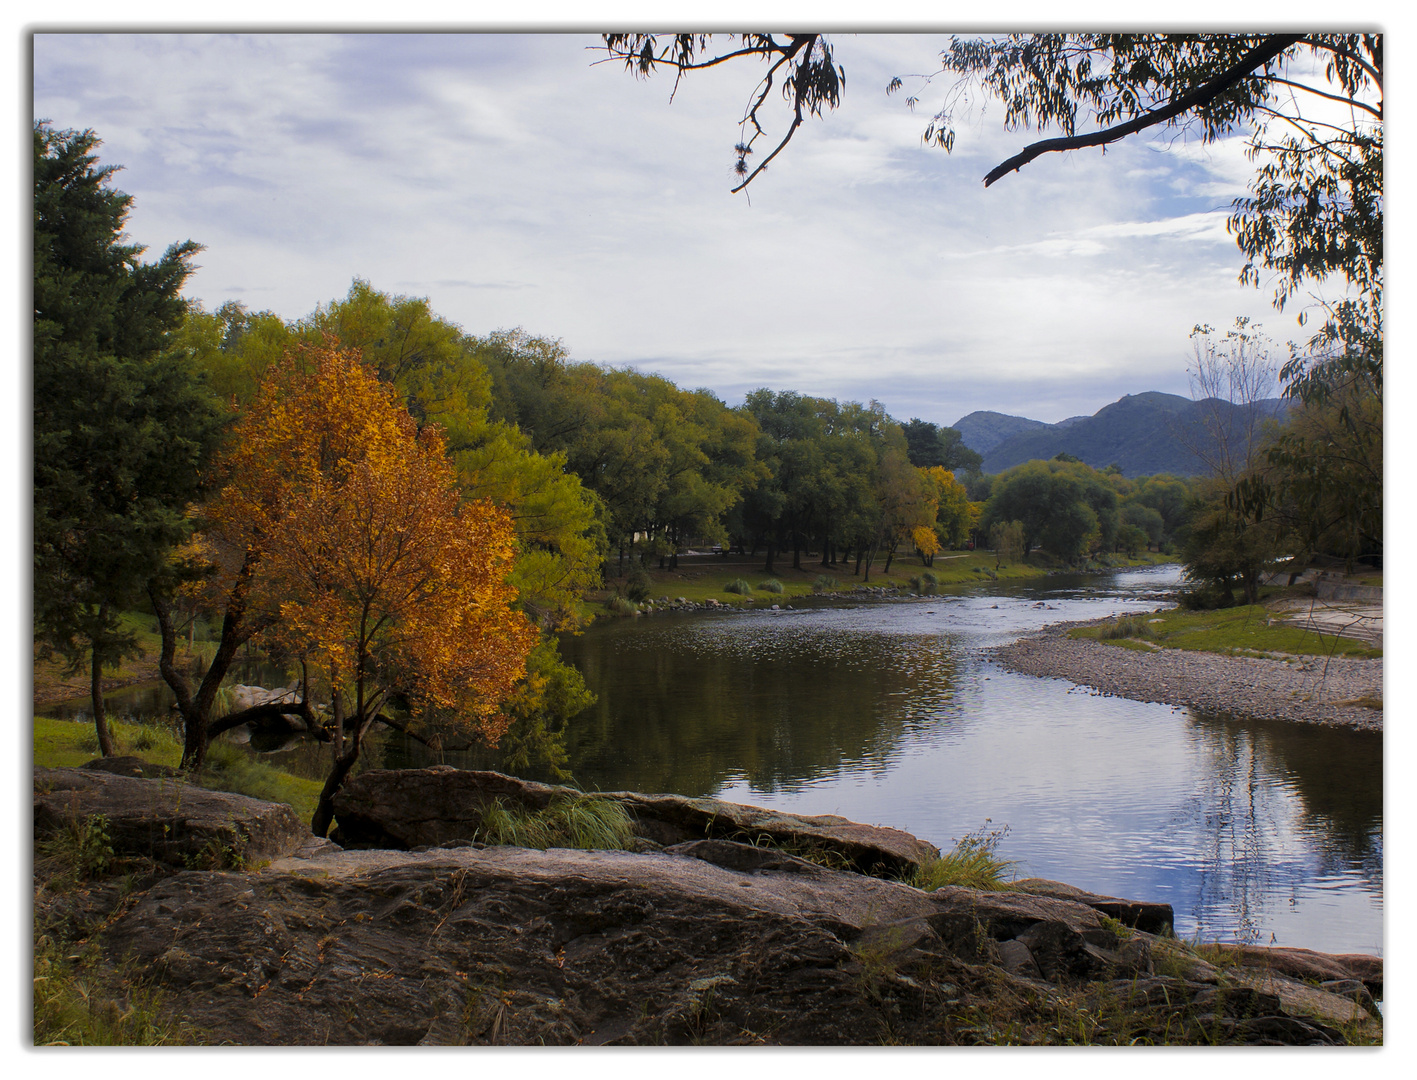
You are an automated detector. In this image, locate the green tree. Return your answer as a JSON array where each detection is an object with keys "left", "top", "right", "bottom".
[
  {"left": 33, "top": 121, "right": 225, "bottom": 756},
  {"left": 902, "top": 418, "right": 983, "bottom": 473},
  {"left": 980, "top": 458, "right": 1118, "bottom": 563}
]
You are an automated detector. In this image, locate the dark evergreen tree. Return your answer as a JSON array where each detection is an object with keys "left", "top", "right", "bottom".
[{"left": 33, "top": 121, "right": 224, "bottom": 755}]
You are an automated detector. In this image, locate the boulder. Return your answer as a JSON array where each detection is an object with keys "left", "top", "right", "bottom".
[
  {"left": 34, "top": 766, "right": 309, "bottom": 869},
  {"left": 330, "top": 767, "right": 940, "bottom": 876}
]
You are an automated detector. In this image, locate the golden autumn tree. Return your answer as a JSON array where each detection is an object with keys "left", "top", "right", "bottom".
[{"left": 157, "top": 341, "right": 538, "bottom": 831}]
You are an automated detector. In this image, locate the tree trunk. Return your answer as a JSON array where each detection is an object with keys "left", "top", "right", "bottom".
[
  {"left": 312, "top": 711, "right": 379, "bottom": 837},
  {"left": 764, "top": 539, "right": 776, "bottom": 575},
  {"left": 311, "top": 737, "right": 361, "bottom": 838},
  {"left": 91, "top": 630, "right": 116, "bottom": 758}
]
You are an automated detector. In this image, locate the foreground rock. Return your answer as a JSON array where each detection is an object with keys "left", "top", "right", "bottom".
[
  {"left": 34, "top": 766, "right": 308, "bottom": 869},
  {"left": 988, "top": 630, "right": 1382, "bottom": 730},
  {"left": 37, "top": 768, "right": 1382, "bottom": 1045},
  {"left": 331, "top": 767, "right": 939, "bottom": 876}
]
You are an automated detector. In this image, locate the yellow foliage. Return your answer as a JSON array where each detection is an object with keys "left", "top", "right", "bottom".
[
  {"left": 200, "top": 340, "right": 538, "bottom": 741},
  {"left": 911, "top": 524, "right": 941, "bottom": 558}
]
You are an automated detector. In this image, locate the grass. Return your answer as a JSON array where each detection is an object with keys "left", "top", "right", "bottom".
[
  {"left": 474, "top": 793, "right": 637, "bottom": 850},
  {"left": 33, "top": 715, "right": 326, "bottom": 821},
  {"left": 1069, "top": 603, "right": 1381, "bottom": 659},
  {"left": 911, "top": 824, "right": 1017, "bottom": 892},
  {"left": 33, "top": 926, "right": 192, "bottom": 1046}
]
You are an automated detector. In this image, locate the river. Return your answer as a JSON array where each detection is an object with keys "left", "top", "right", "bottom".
[{"left": 41, "top": 564, "right": 1383, "bottom": 956}]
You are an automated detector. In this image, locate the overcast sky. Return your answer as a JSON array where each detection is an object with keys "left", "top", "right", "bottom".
[{"left": 31, "top": 28, "right": 1352, "bottom": 425}]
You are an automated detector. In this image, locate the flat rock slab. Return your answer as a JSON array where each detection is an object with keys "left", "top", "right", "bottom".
[
  {"left": 105, "top": 840, "right": 1380, "bottom": 1046},
  {"left": 1010, "top": 877, "right": 1174, "bottom": 934},
  {"left": 331, "top": 767, "right": 939, "bottom": 875},
  {"left": 1211, "top": 943, "right": 1383, "bottom": 994},
  {"left": 34, "top": 766, "right": 308, "bottom": 869}
]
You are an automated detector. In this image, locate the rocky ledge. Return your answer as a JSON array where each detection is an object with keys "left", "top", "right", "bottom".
[
  {"left": 34, "top": 765, "right": 1382, "bottom": 1046},
  {"left": 988, "top": 628, "right": 1382, "bottom": 731}
]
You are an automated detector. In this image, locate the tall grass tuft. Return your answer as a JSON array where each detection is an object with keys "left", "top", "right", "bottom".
[
  {"left": 604, "top": 595, "right": 639, "bottom": 617},
  {"left": 813, "top": 575, "right": 838, "bottom": 594},
  {"left": 910, "top": 823, "right": 1016, "bottom": 892},
  {"left": 1097, "top": 615, "right": 1156, "bottom": 641},
  {"left": 724, "top": 579, "right": 753, "bottom": 596},
  {"left": 756, "top": 579, "right": 783, "bottom": 594},
  {"left": 475, "top": 794, "right": 636, "bottom": 851}
]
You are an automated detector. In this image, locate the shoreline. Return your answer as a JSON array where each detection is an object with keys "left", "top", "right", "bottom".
[{"left": 986, "top": 621, "right": 1383, "bottom": 732}]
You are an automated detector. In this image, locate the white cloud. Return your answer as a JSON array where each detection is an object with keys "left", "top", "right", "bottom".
[{"left": 33, "top": 31, "right": 1292, "bottom": 425}]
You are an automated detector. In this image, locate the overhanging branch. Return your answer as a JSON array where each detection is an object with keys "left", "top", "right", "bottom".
[{"left": 983, "top": 34, "right": 1306, "bottom": 187}]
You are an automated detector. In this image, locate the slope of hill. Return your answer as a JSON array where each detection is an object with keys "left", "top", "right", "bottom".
[
  {"left": 974, "top": 392, "right": 1290, "bottom": 478},
  {"left": 950, "top": 411, "right": 1052, "bottom": 455}
]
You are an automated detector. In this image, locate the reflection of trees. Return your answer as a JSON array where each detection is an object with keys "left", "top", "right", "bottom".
[
  {"left": 387, "top": 615, "right": 960, "bottom": 797},
  {"left": 1181, "top": 713, "right": 1383, "bottom": 940}
]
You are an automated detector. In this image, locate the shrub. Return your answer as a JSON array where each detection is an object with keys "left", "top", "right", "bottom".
[
  {"left": 756, "top": 578, "right": 783, "bottom": 594},
  {"left": 724, "top": 579, "right": 752, "bottom": 595},
  {"left": 921, "top": 571, "right": 938, "bottom": 586},
  {"left": 812, "top": 575, "right": 838, "bottom": 594},
  {"left": 36, "top": 813, "right": 115, "bottom": 883},
  {"left": 625, "top": 568, "right": 653, "bottom": 603}
]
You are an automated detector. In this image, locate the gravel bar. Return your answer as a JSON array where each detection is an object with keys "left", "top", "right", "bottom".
[{"left": 987, "top": 625, "right": 1383, "bottom": 732}]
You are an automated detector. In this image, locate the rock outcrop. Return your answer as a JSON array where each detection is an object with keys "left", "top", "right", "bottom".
[
  {"left": 330, "top": 767, "right": 939, "bottom": 877},
  {"left": 36, "top": 766, "right": 1382, "bottom": 1046}
]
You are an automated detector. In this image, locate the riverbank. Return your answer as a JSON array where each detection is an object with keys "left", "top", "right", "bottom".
[
  {"left": 987, "top": 622, "right": 1383, "bottom": 731},
  {"left": 590, "top": 549, "right": 1175, "bottom": 618}
]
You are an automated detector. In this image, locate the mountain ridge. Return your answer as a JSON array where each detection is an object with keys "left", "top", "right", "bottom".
[{"left": 951, "top": 392, "right": 1290, "bottom": 478}]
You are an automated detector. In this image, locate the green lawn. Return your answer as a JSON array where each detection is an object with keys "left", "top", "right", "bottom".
[
  {"left": 33, "top": 715, "right": 325, "bottom": 821},
  {"left": 1069, "top": 603, "right": 1381, "bottom": 660}
]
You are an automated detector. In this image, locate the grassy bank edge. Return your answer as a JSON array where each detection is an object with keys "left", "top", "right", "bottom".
[{"left": 1067, "top": 600, "right": 1382, "bottom": 662}]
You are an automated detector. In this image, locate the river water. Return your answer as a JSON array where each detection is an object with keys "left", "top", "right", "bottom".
[{"left": 42, "top": 565, "right": 1383, "bottom": 956}]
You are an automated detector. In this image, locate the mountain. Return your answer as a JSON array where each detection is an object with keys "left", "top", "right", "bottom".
[
  {"left": 954, "top": 392, "right": 1291, "bottom": 478},
  {"left": 950, "top": 411, "right": 1053, "bottom": 455}
]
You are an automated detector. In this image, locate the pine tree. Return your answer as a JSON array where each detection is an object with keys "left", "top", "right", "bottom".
[{"left": 33, "top": 121, "right": 224, "bottom": 755}]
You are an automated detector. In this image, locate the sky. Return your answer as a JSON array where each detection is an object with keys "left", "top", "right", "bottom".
[{"left": 27, "top": 24, "right": 1336, "bottom": 427}]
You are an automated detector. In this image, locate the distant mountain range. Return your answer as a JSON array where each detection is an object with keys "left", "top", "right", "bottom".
[{"left": 951, "top": 392, "right": 1291, "bottom": 478}]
